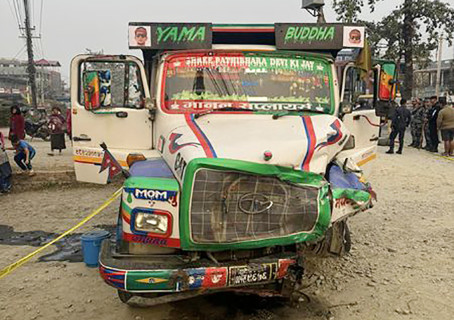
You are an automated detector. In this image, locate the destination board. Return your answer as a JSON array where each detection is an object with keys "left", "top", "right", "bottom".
[
  {"left": 275, "top": 23, "right": 365, "bottom": 50},
  {"left": 129, "top": 23, "right": 212, "bottom": 49}
]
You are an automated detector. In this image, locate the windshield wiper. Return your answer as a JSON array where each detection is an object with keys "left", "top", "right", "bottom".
[
  {"left": 194, "top": 107, "right": 253, "bottom": 119},
  {"left": 272, "top": 109, "right": 327, "bottom": 120}
]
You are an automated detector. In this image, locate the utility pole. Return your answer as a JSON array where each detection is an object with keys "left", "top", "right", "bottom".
[
  {"left": 23, "top": 0, "right": 38, "bottom": 109},
  {"left": 302, "top": 0, "right": 326, "bottom": 24},
  {"left": 435, "top": 35, "right": 443, "bottom": 98}
]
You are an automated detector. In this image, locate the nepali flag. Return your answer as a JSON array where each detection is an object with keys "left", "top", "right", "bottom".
[{"left": 99, "top": 142, "right": 124, "bottom": 182}]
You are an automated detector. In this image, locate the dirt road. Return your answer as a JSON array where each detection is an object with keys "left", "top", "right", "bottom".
[{"left": 1, "top": 145, "right": 453, "bottom": 320}]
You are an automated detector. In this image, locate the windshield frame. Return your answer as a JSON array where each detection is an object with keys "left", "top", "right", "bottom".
[{"left": 159, "top": 50, "right": 336, "bottom": 115}]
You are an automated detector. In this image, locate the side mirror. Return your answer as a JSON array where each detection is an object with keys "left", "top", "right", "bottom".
[
  {"left": 375, "top": 100, "right": 396, "bottom": 118},
  {"left": 340, "top": 102, "right": 353, "bottom": 115}
]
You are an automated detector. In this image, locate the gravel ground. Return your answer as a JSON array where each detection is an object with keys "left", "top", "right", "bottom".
[{"left": 0, "top": 144, "right": 453, "bottom": 320}]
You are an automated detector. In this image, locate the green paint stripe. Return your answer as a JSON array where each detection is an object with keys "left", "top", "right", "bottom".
[
  {"left": 332, "top": 188, "right": 371, "bottom": 203},
  {"left": 124, "top": 177, "right": 180, "bottom": 191},
  {"left": 121, "top": 201, "right": 132, "bottom": 213}
]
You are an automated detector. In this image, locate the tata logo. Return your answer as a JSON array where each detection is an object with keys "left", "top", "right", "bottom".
[
  {"left": 238, "top": 193, "right": 273, "bottom": 215},
  {"left": 126, "top": 188, "right": 177, "bottom": 201}
]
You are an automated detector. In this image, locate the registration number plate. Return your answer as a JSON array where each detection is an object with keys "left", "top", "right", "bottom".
[{"left": 229, "top": 263, "right": 278, "bottom": 286}]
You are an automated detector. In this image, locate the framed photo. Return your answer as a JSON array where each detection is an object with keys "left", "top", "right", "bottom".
[
  {"left": 343, "top": 26, "right": 365, "bottom": 48},
  {"left": 129, "top": 25, "right": 151, "bottom": 48}
]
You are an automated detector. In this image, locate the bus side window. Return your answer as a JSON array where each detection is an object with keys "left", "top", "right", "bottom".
[
  {"left": 79, "top": 61, "right": 144, "bottom": 109},
  {"left": 345, "top": 67, "right": 374, "bottom": 111}
]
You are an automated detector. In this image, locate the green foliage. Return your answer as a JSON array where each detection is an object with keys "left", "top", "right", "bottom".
[
  {"left": 332, "top": 0, "right": 454, "bottom": 96},
  {"left": 332, "top": 0, "right": 380, "bottom": 23},
  {"left": 333, "top": 0, "right": 454, "bottom": 59}
]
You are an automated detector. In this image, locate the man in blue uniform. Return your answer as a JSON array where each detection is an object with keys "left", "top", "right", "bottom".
[{"left": 386, "top": 99, "right": 412, "bottom": 154}]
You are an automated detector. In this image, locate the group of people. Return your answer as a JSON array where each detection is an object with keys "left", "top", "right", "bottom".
[
  {"left": 0, "top": 105, "right": 69, "bottom": 194},
  {"left": 387, "top": 96, "right": 454, "bottom": 156}
]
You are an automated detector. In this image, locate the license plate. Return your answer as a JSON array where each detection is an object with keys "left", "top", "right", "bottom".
[{"left": 228, "top": 263, "right": 277, "bottom": 286}]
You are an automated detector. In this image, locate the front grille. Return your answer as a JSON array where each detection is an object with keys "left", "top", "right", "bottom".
[{"left": 190, "top": 168, "right": 319, "bottom": 243}]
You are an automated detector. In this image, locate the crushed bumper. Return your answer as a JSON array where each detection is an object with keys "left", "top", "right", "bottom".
[{"left": 99, "top": 241, "right": 297, "bottom": 293}]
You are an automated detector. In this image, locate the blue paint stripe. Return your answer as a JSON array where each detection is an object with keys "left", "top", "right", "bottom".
[
  {"left": 190, "top": 114, "right": 218, "bottom": 158},
  {"left": 301, "top": 117, "right": 311, "bottom": 170}
]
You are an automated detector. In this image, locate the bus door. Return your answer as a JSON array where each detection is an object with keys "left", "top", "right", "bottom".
[
  {"left": 340, "top": 64, "right": 381, "bottom": 174},
  {"left": 70, "top": 55, "right": 153, "bottom": 184}
]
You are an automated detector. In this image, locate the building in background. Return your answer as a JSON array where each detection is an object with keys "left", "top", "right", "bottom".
[
  {"left": 0, "top": 58, "right": 63, "bottom": 104},
  {"left": 414, "top": 59, "right": 454, "bottom": 100}
]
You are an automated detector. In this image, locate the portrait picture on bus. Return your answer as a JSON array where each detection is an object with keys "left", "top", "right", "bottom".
[
  {"left": 343, "top": 26, "right": 365, "bottom": 48},
  {"left": 129, "top": 25, "right": 151, "bottom": 47}
]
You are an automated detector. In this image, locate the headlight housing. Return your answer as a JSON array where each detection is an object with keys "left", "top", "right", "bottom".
[{"left": 132, "top": 209, "right": 172, "bottom": 237}]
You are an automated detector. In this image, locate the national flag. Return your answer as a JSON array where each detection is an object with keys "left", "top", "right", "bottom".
[
  {"left": 356, "top": 39, "right": 372, "bottom": 81},
  {"left": 99, "top": 143, "right": 123, "bottom": 182}
]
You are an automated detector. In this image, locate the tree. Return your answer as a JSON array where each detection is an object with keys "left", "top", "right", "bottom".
[{"left": 332, "top": 0, "right": 454, "bottom": 99}]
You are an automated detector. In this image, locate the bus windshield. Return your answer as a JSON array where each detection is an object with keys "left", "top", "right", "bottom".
[{"left": 162, "top": 52, "right": 334, "bottom": 114}]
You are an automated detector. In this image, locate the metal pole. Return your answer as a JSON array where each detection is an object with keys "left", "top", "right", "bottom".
[
  {"left": 435, "top": 35, "right": 443, "bottom": 98},
  {"left": 23, "top": 0, "right": 38, "bottom": 109},
  {"left": 317, "top": 7, "right": 326, "bottom": 23}
]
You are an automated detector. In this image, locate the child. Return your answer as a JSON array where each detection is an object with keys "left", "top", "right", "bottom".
[
  {"left": 0, "top": 132, "right": 12, "bottom": 193},
  {"left": 10, "top": 134, "right": 36, "bottom": 176}
]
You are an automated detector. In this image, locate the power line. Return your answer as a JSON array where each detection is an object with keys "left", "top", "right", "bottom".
[
  {"left": 39, "top": 38, "right": 45, "bottom": 58},
  {"left": 31, "top": 0, "right": 35, "bottom": 28},
  {"left": 13, "top": 44, "right": 27, "bottom": 59},
  {"left": 7, "top": 0, "right": 21, "bottom": 30},
  {"left": 14, "top": 0, "right": 24, "bottom": 29},
  {"left": 39, "top": 0, "right": 44, "bottom": 36}
]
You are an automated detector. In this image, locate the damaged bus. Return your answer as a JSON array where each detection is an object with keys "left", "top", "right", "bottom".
[{"left": 70, "top": 23, "right": 397, "bottom": 305}]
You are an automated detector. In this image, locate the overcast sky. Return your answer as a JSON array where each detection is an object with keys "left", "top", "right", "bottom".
[{"left": 1, "top": 0, "right": 453, "bottom": 82}]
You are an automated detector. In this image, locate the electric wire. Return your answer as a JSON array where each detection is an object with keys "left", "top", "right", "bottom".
[
  {"left": 7, "top": 0, "right": 22, "bottom": 31},
  {"left": 13, "top": 44, "right": 27, "bottom": 59},
  {"left": 14, "top": 0, "right": 24, "bottom": 31},
  {"left": 39, "top": 0, "right": 44, "bottom": 36}
]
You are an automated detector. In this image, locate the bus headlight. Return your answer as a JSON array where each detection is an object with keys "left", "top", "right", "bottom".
[{"left": 133, "top": 210, "right": 172, "bottom": 236}]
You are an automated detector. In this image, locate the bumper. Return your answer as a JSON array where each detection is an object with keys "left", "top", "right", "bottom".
[{"left": 99, "top": 241, "right": 297, "bottom": 293}]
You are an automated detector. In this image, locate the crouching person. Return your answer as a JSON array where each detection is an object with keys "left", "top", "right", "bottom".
[
  {"left": 0, "top": 132, "right": 12, "bottom": 193},
  {"left": 10, "top": 134, "right": 36, "bottom": 176}
]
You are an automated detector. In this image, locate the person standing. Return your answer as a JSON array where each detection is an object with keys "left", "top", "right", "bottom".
[
  {"left": 436, "top": 99, "right": 454, "bottom": 156},
  {"left": 423, "top": 98, "right": 432, "bottom": 150},
  {"left": 409, "top": 98, "right": 425, "bottom": 148},
  {"left": 386, "top": 98, "right": 412, "bottom": 154},
  {"left": 48, "top": 106, "right": 66, "bottom": 156},
  {"left": 8, "top": 105, "right": 25, "bottom": 140},
  {"left": 0, "top": 132, "right": 12, "bottom": 193},
  {"left": 428, "top": 96, "right": 441, "bottom": 153},
  {"left": 65, "top": 107, "right": 72, "bottom": 140},
  {"left": 10, "top": 134, "right": 36, "bottom": 176}
]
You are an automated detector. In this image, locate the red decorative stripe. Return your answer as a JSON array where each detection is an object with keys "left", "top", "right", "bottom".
[
  {"left": 121, "top": 208, "right": 131, "bottom": 224},
  {"left": 122, "top": 232, "right": 181, "bottom": 248},
  {"left": 302, "top": 116, "right": 317, "bottom": 171},
  {"left": 184, "top": 113, "right": 216, "bottom": 158},
  {"left": 213, "top": 28, "right": 274, "bottom": 33}
]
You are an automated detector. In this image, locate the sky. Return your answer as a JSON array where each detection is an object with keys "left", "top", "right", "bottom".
[{"left": 1, "top": 0, "right": 453, "bottom": 82}]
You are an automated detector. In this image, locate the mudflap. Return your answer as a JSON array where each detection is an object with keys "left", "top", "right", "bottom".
[
  {"left": 303, "top": 220, "right": 351, "bottom": 256},
  {"left": 99, "top": 240, "right": 307, "bottom": 306}
]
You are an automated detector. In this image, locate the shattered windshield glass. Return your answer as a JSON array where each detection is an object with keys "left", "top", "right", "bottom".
[{"left": 162, "top": 52, "right": 333, "bottom": 114}]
